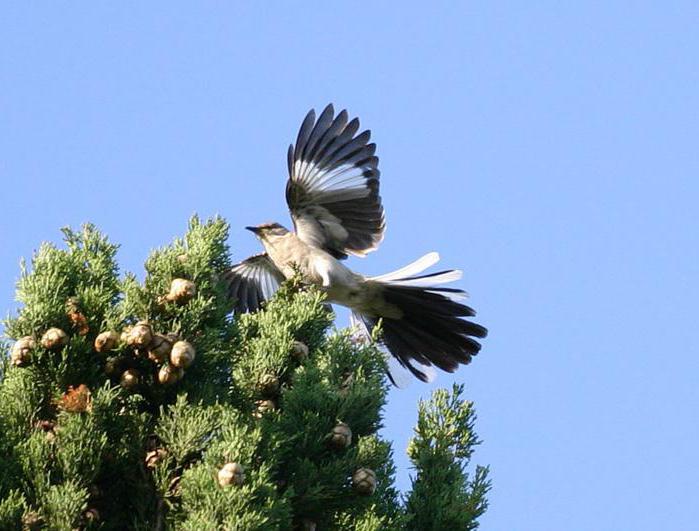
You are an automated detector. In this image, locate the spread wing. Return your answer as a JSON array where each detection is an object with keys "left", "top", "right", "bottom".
[
  {"left": 222, "top": 254, "right": 285, "bottom": 314},
  {"left": 285, "top": 104, "right": 385, "bottom": 259}
]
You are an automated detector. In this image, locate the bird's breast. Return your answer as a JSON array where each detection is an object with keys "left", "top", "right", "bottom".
[
  {"left": 264, "top": 234, "right": 362, "bottom": 296},
  {"left": 264, "top": 234, "right": 331, "bottom": 283}
]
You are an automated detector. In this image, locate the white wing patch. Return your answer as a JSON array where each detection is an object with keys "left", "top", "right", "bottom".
[
  {"left": 286, "top": 105, "right": 384, "bottom": 258},
  {"left": 223, "top": 254, "right": 285, "bottom": 314}
]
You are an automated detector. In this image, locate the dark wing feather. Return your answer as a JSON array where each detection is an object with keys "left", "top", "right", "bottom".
[
  {"left": 286, "top": 104, "right": 385, "bottom": 259},
  {"left": 222, "top": 254, "right": 285, "bottom": 314}
]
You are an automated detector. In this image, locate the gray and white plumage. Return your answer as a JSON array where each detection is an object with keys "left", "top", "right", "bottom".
[{"left": 224, "top": 105, "right": 487, "bottom": 382}]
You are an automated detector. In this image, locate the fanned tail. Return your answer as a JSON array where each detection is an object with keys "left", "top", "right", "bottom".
[{"left": 353, "top": 253, "right": 487, "bottom": 382}]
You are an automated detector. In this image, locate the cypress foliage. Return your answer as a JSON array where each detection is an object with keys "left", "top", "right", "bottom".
[
  {"left": 0, "top": 216, "right": 489, "bottom": 530},
  {"left": 404, "top": 385, "right": 490, "bottom": 530}
]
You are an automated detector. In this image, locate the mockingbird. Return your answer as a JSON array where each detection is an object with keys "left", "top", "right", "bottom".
[{"left": 224, "top": 104, "right": 487, "bottom": 381}]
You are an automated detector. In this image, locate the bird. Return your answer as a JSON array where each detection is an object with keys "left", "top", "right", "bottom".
[{"left": 223, "top": 104, "right": 487, "bottom": 381}]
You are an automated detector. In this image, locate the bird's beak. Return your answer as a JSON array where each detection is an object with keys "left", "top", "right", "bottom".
[{"left": 245, "top": 226, "right": 260, "bottom": 235}]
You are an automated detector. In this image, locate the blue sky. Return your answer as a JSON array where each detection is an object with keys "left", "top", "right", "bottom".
[{"left": 2, "top": 3, "right": 698, "bottom": 529}]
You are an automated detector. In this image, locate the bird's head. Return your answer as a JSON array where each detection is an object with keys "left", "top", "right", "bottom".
[{"left": 245, "top": 222, "right": 289, "bottom": 242}]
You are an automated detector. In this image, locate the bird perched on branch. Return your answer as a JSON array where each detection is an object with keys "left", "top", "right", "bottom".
[{"left": 224, "top": 104, "right": 487, "bottom": 381}]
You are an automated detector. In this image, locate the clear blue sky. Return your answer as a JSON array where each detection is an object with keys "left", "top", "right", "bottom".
[{"left": 2, "top": 3, "right": 697, "bottom": 529}]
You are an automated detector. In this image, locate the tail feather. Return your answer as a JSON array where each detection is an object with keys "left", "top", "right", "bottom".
[
  {"left": 355, "top": 254, "right": 487, "bottom": 382},
  {"left": 384, "top": 318, "right": 462, "bottom": 370},
  {"left": 370, "top": 252, "right": 440, "bottom": 281},
  {"left": 400, "top": 312, "right": 483, "bottom": 359},
  {"left": 350, "top": 311, "right": 436, "bottom": 386},
  {"left": 382, "top": 285, "right": 478, "bottom": 318},
  {"left": 383, "top": 269, "right": 463, "bottom": 287}
]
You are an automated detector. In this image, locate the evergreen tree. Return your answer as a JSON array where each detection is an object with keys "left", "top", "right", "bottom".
[
  {"left": 404, "top": 386, "right": 490, "bottom": 530},
  {"left": 0, "top": 217, "right": 489, "bottom": 530}
]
